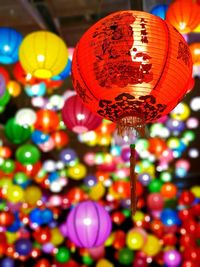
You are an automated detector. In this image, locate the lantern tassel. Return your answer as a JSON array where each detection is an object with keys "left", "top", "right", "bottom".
[{"left": 130, "top": 144, "right": 137, "bottom": 215}]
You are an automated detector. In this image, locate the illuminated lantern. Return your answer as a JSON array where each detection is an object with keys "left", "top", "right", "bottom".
[
  {"left": 66, "top": 200, "right": 112, "bottom": 248},
  {"left": 19, "top": 31, "right": 68, "bottom": 79},
  {"left": 166, "top": 0, "right": 200, "bottom": 34},
  {"left": 0, "top": 74, "right": 6, "bottom": 97},
  {"left": 5, "top": 118, "right": 31, "bottom": 144},
  {"left": 0, "top": 27, "right": 23, "bottom": 64},
  {"left": 189, "top": 43, "right": 200, "bottom": 65},
  {"left": 62, "top": 95, "right": 102, "bottom": 134},
  {"left": 71, "top": 10, "right": 192, "bottom": 214},
  {"left": 25, "top": 82, "right": 46, "bottom": 97},
  {"left": 150, "top": 4, "right": 168, "bottom": 19},
  {"left": 7, "top": 80, "right": 21, "bottom": 97},
  {"left": 72, "top": 10, "right": 192, "bottom": 132},
  {"left": 34, "top": 109, "right": 60, "bottom": 133},
  {"left": 51, "top": 130, "right": 69, "bottom": 149}
]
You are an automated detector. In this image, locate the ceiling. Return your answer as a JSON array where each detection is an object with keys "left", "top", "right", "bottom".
[{"left": 0, "top": 0, "right": 169, "bottom": 46}]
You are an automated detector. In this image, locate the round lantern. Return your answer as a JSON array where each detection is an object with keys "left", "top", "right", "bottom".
[
  {"left": 71, "top": 10, "right": 192, "bottom": 136},
  {"left": 0, "top": 27, "right": 23, "bottom": 64},
  {"left": 0, "top": 74, "right": 6, "bottom": 97},
  {"left": 166, "top": 0, "right": 200, "bottom": 34},
  {"left": 19, "top": 31, "right": 68, "bottom": 79},
  {"left": 62, "top": 94, "right": 102, "bottom": 134},
  {"left": 34, "top": 109, "right": 60, "bottom": 133},
  {"left": 150, "top": 4, "right": 168, "bottom": 19},
  {"left": 66, "top": 200, "right": 112, "bottom": 248},
  {"left": 189, "top": 43, "right": 200, "bottom": 65}
]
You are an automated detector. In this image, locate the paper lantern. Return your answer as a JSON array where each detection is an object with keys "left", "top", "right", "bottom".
[
  {"left": 166, "top": 0, "right": 200, "bottom": 34},
  {"left": 0, "top": 27, "right": 23, "bottom": 64},
  {"left": 62, "top": 94, "right": 102, "bottom": 134},
  {"left": 71, "top": 10, "right": 192, "bottom": 214},
  {"left": 189, "top": 43, "right": 200, "bottom": 65},
  {"left": 72, "top": 10, "right": 192, "bottom": 135},
  {"left": 34, "top": 109, "right": 60, "bottom": 133},
  {"left": 66, "top": 200, "right": 112, "bottom": 248},
  {"left": 19, "top": 31, "right": 68, "bottom": 79},
  {"left": 150, "top": 4, "right": 168, "bottom": 19}
]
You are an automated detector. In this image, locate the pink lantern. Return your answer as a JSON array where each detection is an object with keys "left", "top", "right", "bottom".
[{"left": 62, "top": 95, "right": 102, "bottom": 134}]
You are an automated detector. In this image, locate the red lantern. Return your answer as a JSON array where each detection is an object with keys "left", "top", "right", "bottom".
[
  {"left": 13, "top": 62, "right": 40, "bottom": 85},
  {"left": 166, "top": 0, "right": 200, "bottom": 34},
  {"left": 51, "top": 130, "right": 69, "bottom": 149},
  {"left": 72, "top": 10, "right": 192, "bottom": 133},
  {"left": 62, "top": 94, "right": 102, "bottom": 134},
  {"left": 71, "top": 10, "right": 192, "bottom": 214}
]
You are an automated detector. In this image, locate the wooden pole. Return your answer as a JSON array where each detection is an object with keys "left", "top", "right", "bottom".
[{"left": 130, "top": 144, "right": 137, "bottom": 215}]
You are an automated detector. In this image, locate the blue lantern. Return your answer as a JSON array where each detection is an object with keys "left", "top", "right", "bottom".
[
  {"left": 0, "top": 27, "right": 23, "bottom": 64},
  {"left": 51, "top": 59, "right": 71, "bottom": 81},
  {"left": 150, "top": 4, "right": 168, "bottom": 20},
  {"left": 31, "top": 129, "right": 50, "bottom": 144}
]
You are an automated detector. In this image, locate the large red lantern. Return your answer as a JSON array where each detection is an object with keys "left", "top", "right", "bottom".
[
  {"left": 166, "top": 0, "right": 200, "bottom": 34},
  {"left": 71, "top": 10, "right": 192, "bottom": 213}
]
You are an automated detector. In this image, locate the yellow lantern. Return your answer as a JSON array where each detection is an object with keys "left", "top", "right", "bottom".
[{"left": 19, "top": 31, "right": 68, "bottom": 79}]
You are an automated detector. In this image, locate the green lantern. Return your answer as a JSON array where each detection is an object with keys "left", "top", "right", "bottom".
[
  {"left": 0, "top": 159, "right": 15, "bottom": 174},
  {"left": 16, "top": 144, "right": 40, "bottom": 165},
  {"left": 55, "top": 247, "right": 70, "bottom": 263},
  {"left": 119, "top": 247, "right": 134, "bottom": 265},
  {"left": 5, "top": 118, "right": 31, "bottom": 144},
  {"left": 0, "top": 90, "right": 10, "bottom": 106}
]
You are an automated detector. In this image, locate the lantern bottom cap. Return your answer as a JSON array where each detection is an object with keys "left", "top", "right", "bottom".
[
  {"left": 72, "top": 125, "right": 88, "bottom": 134},
  {"left": 33, "top": 69, "right": 52, "bottom": 79}
]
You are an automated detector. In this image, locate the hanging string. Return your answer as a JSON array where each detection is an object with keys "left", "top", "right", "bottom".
[{"left": 130, "top": 143, "right": 137, "bottom": 215}]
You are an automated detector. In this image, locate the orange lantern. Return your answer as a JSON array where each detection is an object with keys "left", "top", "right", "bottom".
[
  {"left": 189, "top": 43, "right": 200, "bottom": 65},
  {"left": 148, "top": 137, "right": 168, "bottom": 157},
  {"left": 34, "top": 109, "right": 60, "bottom": 133},
  {"left": 166, "top": 0, "right": 200, "bottom": 34}
]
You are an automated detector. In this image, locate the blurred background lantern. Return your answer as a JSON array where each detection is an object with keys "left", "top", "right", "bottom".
[
  {"left": 0, "top": 27, "right": 23, "bottom": 64},
  {"left": 51, "top": 58, "right": 71, "bottom": 81},
  {"left": 0, "top": 74, "right": 6, "bottom": 97},
  {"left": 34, "top": 109, "right": 60, "bottom": 133},
  {"left": 166, "top": 0, "right": 200, "bottom": 34},
  {"left": 4, "top": 118, "right": 31, "bottom": 144},
  {"left": 189, "top": 43, "right": 200, "bottom": 65},
  {"left": 19, "top": 31, "right": 68, "bottom": 79},
  {"left": 66, "top": 200, "right": 112, "bottom": 248},
  {"left": 150, "top": 4, "right": 168, "bottom": 19},
  {"left": 62, "top": 94, "right": 102, "bottom": 134}
]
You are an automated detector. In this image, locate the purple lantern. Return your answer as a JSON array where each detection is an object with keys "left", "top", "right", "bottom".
[
  {"left": 0, "top": 74, "right": 6, "bottom": 97},
  {"left": 62, "top": 94, "right": 102, "bottom": 134},
  {"left": 66, "top": 200, "right": 112, "bottom": 248},
  {"left": 163, "top": 249, "right": 181, "bottom": 267}
]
